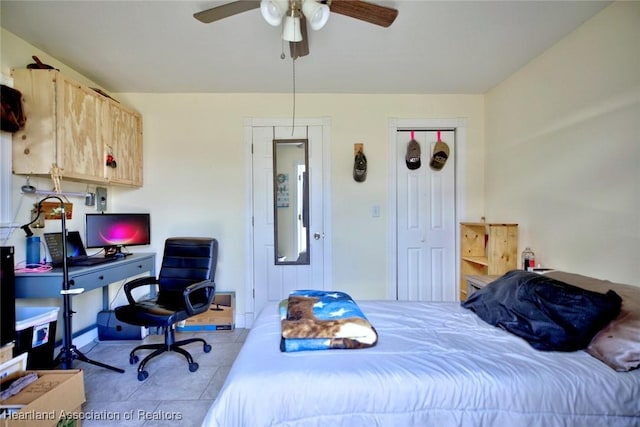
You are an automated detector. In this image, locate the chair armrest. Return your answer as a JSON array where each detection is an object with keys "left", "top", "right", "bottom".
[
  {"left": 182, "top": 280, "right": 216, "bottom": 316},
  {"left": 123, "top": 276, "right": 158, "bottom": 305}
]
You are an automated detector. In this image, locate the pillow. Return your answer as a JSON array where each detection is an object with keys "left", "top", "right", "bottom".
[
  {"left": 586, "top": 310, "right": 640, "bottom": 371},
  {"left": 462, "top": 270, "right": 622, "bottom": 352},
  {"left": 545, "top": 271, "right": 640, "bottom": 312},
  {"left": 545, "top": 271, "right": 640, "bottom": 371}
]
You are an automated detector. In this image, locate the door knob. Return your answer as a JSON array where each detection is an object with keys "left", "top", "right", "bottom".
[{"left": 313, "top": 232, "right": 323, "bottom": 240}]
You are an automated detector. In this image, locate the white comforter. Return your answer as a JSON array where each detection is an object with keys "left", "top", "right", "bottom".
[{"left": 203, "top": 301, "right": 640, "bottom": 427}]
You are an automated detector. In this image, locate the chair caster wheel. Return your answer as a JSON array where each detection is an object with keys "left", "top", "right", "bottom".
[
  {"left": 189, "top": 362, "right": 199, "bottom": 372},
  {"left": 137, "top": 370, "right": 149, "bottom": 381},
  {"left": 203, "top": 344, "right": 212, "bottom": 353},
  {"left": 129, "top": 355, "right": 139, "bottom": 365}
]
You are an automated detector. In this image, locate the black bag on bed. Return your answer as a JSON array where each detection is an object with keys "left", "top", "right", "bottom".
[{"left": 462, "top": 270, "right": 622, "bottom": 352}]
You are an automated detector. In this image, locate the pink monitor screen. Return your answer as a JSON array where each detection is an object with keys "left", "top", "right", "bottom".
[{"left": 85, "top": 213, "right": 150, "bottom": 249}]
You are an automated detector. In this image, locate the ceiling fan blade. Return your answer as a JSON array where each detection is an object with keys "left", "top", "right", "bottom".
[
  {"left": 328, "top": 0, "right": 398, "bottom": 28},
  {"left": 194, "top": 1, "right": 260, "bottom": 24},
  {"left": 290, "top": 16, "right": 310, "bottom": 59}
]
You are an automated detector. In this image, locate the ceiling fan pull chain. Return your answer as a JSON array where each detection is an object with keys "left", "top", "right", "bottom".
[{"left": 291, "top": 57, "right": 296, "bottom": 135}]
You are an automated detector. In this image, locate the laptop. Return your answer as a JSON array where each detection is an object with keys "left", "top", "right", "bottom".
[{"left": 44, "top": 231, "right": 116, "bottom": 267}]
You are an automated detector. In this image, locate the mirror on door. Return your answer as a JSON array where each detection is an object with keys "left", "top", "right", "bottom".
[{"left": 273, "top": 139, "right": 310, "bottom": 265}]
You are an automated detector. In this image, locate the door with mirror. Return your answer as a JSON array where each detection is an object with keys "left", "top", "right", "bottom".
[
  {"left": 250, "top": 122, "right": 328, "bottom": 320},
  {"left": 273, "top": 139, "right": 310, "bottom": 265}
]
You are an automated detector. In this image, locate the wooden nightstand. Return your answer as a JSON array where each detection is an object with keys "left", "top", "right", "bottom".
[{"left": 465, "top": 275, "right": 499, "bottom": 298}]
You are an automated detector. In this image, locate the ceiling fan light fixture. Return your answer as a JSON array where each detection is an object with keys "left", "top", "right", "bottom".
[
  {"left": 260, "top": 0, "right": 288, "bottom": 26},
  {"left": 301, "top": 0, "right": 330, "bottom": 30},
  {"left": 282, "top": 15, "right": 303, "bottom": 42}
]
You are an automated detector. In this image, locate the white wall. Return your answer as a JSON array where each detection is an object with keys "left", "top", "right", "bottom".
[
  {"left": 485, "top": 2, "right": 640, "bottom": 285},
  {"left": 111, "top": 93, "right": 485, "bottom": 307},
  {"left": 1, "top": 28, "right": 485, "bottom": 331}
]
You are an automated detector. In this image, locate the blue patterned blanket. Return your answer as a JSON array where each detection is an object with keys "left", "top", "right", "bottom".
[{"left": 279, "top": 290, "right": 378, "bottom": 352}]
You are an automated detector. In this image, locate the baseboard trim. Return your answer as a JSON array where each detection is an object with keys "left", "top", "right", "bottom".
[{"left": 54, "top": 327, "right": 98, "bottom": 354}]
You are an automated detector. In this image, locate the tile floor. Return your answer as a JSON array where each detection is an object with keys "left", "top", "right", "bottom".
[{"left": 74, "top": 329, "right": 246, "bottom": 427}]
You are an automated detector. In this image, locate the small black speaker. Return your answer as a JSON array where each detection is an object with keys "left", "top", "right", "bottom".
[{"left": 1, "top": 246, "right": 16, "bottom": 347}]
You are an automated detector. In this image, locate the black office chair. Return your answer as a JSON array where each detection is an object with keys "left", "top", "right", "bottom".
[{"left": 114, "top": 237, "right": 218, "bottom": 381}]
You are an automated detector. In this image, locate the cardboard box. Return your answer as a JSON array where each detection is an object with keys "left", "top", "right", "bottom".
[
  {"left": 0, "top": 367, "right": 85, "bottom": 427},
  {"left": 177, "top": 291, "right": 235, "bottom": 331},
  {"left": 0, "top": 344, "right": 14, "bottom": 365}
]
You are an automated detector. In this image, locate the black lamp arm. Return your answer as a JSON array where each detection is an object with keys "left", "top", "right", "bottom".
[
  {"left": 19, "top": 196, "right": 68, "bottom": 271},
  {"left": 20, "top": 224, "right": 34, "bottom": 237},
  {"left": 20, "top": 195, "right": 65, "bottom": 235}
]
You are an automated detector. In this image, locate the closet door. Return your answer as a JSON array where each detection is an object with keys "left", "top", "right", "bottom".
[{"left": 396, "top": 130, "right": 456, "bottom": 301}]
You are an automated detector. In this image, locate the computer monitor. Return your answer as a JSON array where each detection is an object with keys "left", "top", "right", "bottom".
[{"left": 85, "top": 213, "right": 151, "bottom": 255}]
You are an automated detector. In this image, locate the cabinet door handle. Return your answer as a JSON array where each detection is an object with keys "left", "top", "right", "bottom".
[{"left": 98, "top": 275, "right": 104, "bottom": 280}]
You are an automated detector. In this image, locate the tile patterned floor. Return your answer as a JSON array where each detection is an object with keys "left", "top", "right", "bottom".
[{"left": 76, "top": 329, "right": 246, "bottom": 427}]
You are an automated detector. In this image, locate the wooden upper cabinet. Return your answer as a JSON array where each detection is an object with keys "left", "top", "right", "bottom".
[
  {"left": 106, "top": 102, "right": 143, "bottom": 187},
  {"left": 11, "top": 68, "right": 143, "bottom": 187},
  {"left": 57, "top": 75, "right": 105, "bottom": 181},
  {"left": 12, "top": 69, "right": 60, "bottom": 177}
]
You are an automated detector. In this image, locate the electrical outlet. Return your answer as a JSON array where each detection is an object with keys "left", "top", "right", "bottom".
[
  {"left": 85, "top": 193, "right": 96, "bottom": 206},
  {"left": 96, "top": 187, "right": 107, "bottom": 211}
]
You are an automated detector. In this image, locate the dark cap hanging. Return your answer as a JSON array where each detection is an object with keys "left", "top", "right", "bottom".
[
  {"left": 406, "top": 138, "right": 421, "bottom": 170},
  {"left": 353, "top": 150, "right": 368, "bottom": 182}
]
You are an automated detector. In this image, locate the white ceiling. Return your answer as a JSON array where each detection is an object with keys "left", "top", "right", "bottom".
[{"left": 1, "top": 1, "right": 610, "bottom": 94}]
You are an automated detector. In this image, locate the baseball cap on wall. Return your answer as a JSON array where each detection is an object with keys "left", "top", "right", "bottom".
[
  {"left": 406, "top": 139, "right": 421, "bottom": 170},
  {"left": 353, "top": 150, "right": 367, "bottom": 182},
  {"left": 429, "top": 140, "right": 450, "bottom": 171}
]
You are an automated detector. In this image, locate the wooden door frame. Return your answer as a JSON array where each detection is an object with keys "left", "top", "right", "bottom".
[
  {"left": 387, "top": 118, "right": 468, "bottom": 300},
  {"left": 243, "top": 117, "right": 332, "bottom": 327}
]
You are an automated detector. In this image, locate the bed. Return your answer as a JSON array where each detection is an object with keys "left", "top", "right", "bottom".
[{"left": 202, "top": 271, "right": 640, "bottom": 427}]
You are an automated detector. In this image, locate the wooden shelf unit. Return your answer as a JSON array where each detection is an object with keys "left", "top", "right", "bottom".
[{"left": 459, "top": 222, "right": 518, "bottom": 301}]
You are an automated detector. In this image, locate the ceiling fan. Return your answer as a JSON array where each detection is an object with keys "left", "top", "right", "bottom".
[{"left": 194, "top": 0, "right": 398, "bottom": 59}]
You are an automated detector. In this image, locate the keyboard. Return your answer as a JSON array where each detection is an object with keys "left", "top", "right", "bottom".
[
  {"left": 53, "top": 256, "right": 117, "bottom": 267},
  {"left": 70, "top": 256, "right": 117, "bottom": 266}
]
